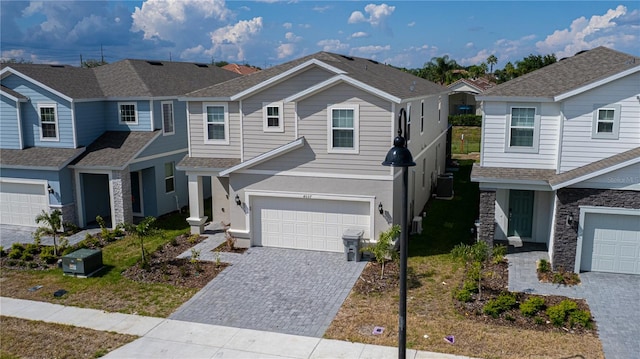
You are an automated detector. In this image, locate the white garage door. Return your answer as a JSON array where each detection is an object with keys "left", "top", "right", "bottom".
[
  {"left": 0, "top": 181, "right": 49, "bottom": 227},
  {"left": 581, "top": 213, "right": 640, "bottom": 275},
  {"left": 252, "top": 196, "right": 370, "bottom": 252}
]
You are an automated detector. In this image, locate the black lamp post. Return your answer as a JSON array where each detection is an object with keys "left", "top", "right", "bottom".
[{"left": 382, "top": 107, "right": 415, "bottom": 359}]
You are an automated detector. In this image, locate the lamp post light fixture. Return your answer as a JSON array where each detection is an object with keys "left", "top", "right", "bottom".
[{"left": 382, "top": 107, "right": 415, "bottom": 359}]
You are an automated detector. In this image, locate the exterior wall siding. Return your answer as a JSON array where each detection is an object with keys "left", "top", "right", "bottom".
[
  {"left": 559, "top": 73, "right": 640, "bottom": 172},
  {"left": 552, "top": 187, "right": 640, "bottom": 271},
  {"left": 0, "top": 167, "right": 73, "bottom": 206},
  {"left": 575, "top": 163, "right": 640, "bottom": 191},
  {"left": 1, "top": 95, "right": 21, "bottom": 149},
  {"left": 105, "top": 100, "right": 152, "bottom": 132},
  {"left": 75, "top": 101, "right": 107, "bottom": 147},
  {"left": 187, "top": 101, "right": 241, "bottom": 159}
]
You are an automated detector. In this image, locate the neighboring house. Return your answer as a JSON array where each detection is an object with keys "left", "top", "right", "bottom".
[
  {"left": 222, "top": 63, "right": 260, "bottom": 75},
  {"left": 178, "top": 52, "right": 450, "bottom": 252},
  {"left": 448, "top": 77, "right": 495, "bottom": 116},
  {"left": 471, "top": 47, "right": 640, "bottom": 275},
  {"left": 0, "top": 60, "right": 240, "bottom": 228}
]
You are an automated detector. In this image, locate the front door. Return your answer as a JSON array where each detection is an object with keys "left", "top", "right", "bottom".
[
  {"left": 508, "top": 190, "right": 533, "bottom": 238},
  {"left": 131, "top": 171, "right": 143, "bottom": 216}
]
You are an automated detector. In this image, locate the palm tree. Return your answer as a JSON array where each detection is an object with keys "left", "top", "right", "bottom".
[
  {"left": 427, "top": 55, "right": 459, "bottom": 85},
  {"left": 35, "top": 210, "right": 62, "bottom": 256},
  {"left": 124, "top": 216, "right": 156, "bottom": 268},
  {"left": 487, "top": 54, "right": 498, "bottom": 73}
]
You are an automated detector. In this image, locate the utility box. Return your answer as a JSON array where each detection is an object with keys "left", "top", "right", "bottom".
[
  {"left": 437, "top": 173, "right": 454, "bottom": 198},
  {"left": 62, "top": 249, "right": 103, "bottom": 277},
  {"left": 342, "top": 229, "right": 363, "bottom": 262}
]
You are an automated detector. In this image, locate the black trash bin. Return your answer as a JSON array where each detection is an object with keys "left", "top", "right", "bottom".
[{"left": 342, "top": 229, "right": 363, "bottom": 262}]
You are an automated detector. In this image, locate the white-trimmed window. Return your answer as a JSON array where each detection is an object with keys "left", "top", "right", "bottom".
[
  {"left": 592, "top": 104, "right": 621, "bottom": 139},
  {"left": 406, "top": 103, "right": 412, "bottom": 142},
  {"left": 420, "top": 100, "right": 424, "bottom": 134},
  {"left": 162, "top": 101, "right": 174, "bottom": 135},
  {"left": 164, "top": 162, "right": 175, "bottom": 193},
  {"left": 328, "top": 104, "right": 359, "bottom": 154},
  {"left": 118, "top": 102, "right": 138, "bottom": 124},
  {"left": 263, "top": 102, "right": 283, "bottom": 132},
  {"left": 203, "top": 102, "right": 229, "bottom": 144},
  {"left": 38, "top": 103, "right": 58, "bottom": 141},
  {"left": 507, "top": 105, "right": 539, "bottom": 152}
]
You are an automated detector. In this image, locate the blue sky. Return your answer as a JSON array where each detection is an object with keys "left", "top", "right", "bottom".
[{"left": 1, "top": 1, "right": 638, "bottom": 69}]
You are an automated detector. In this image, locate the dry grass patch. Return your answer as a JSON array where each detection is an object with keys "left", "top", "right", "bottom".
[
  {"left": 0, "top": 316, "right": 136, "bottom": 358},
  {"left": 325, "top": 255, "right": 604, "bottom": 359}
]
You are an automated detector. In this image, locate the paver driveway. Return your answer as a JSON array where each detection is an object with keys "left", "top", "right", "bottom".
[
  {"left": 508, "top": 251, "right": 640, "bottom": 359},
  {"left": 170, "top": 247, "right": 367, "bottom": 338}
]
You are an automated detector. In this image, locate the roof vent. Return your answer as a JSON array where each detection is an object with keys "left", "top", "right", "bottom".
[
  {"left": 49, "top": 65, "right": 65, "bottom": 68},
  {"left": 340, "top": 55, "right": 354, "bottom": 61},
  {"left": 147, "top": 61, "right": 163, "bottom": 66},
  {"left": 368, "top": 59, "right": 379, "bottom": 64},
  {"left": 195, "top": 63, "right": 208, "bottom": 68}
]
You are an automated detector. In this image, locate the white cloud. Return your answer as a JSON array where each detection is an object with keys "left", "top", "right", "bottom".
[
  {"left": 460, "top": 48, "right": 493, "bottom": 66},
  {"left": 313, "top": 5, "right": 331, "bottom": 13},
  {"left": 536, "top": 5, "right": 630, "bottom": 58},
  {"left": 277, "top": 43, "right": 295, "bottom": 59},
  {"left": 317, "top": 39, "right": 349, "bottom": 52},
  {"left": 348, "top": 3, "right": 395, "bottom": 27},
  {"left": 283, "top": 22, "right": 292, "bottom": 29},
  {"left": 351, "top": 44, "right": 390, "bottom": 56},
  {"left": 131, "top": 0, "right": 231, "bottom": 41},
  {"left": 407, "top": 21, "right": 415, "bottom": 27},
  {"left": 22, "top": 1, "right": 44, "bottom": 16},
  {"left": 298, "top": 23, "right": 311, "bottom": 29},
  {"left": 285, "top": 32, "right": 302, "bottom": 42},
  {"left": 350, "top": 32, "right": 369, "bottom": 39},
  {"left": 180, "top": 45, "right": 205, "bottom": 59},
  {"left": 465, "top": 42, "right": 474, "bottom": 49},
  {"left": 207, "top": 17, "right": 263, "bottom": 61}
]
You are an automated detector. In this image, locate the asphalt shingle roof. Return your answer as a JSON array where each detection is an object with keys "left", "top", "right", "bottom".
[
  {"left": 176, "top": 156, "right": 241, "bottom": 170},
  {"left": 1, "top": 85, "right": 28, "bottom": 100},
  {"left": 71, "top": 131, "right": 160, "bottom": 169},
  {"left": 186, "top": 51, "right": 447, "bottom": 100},
  {"left": 0, "top": 147, "right": 85, "bottom": 169},
  {"left": 480, "top": 47, "right": 639, "bottom": 98},
  {"left": 1, "top": 64, "right": 103, "bottom": 99}
]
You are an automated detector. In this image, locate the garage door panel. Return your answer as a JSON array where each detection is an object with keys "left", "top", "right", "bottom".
[
  {"left": 581, "top": 212, "right": 640, "bottom": 275},
  {"left": 0, "top": 182, "right": 48, "bottom": 227},
  {"left": 253, "top": 197, "right": 370, "bottom": 253}
]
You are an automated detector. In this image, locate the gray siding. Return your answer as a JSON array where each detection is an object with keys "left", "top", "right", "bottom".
[
  {"left": 1, "top": 95, "right": 21, "bottom": 149},
  {"left": 188, "top": 101, "right": 241, "bottom": 159},
  {"left": 138, "top": 100, "right": 188, "bottom": 157},
  {"left": 75, "top": 101, "right": 107, "bottom": 147}
]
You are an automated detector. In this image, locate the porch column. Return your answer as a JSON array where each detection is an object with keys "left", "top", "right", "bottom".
[
  {"left": 478, "top": 190, "right": 496, "bottom": 248},
  {"left": 110, "top": 168, "right": 133, "bottom": 229},
  {"left": 186, "top": 174, "right": 207, "bottom": 234}
]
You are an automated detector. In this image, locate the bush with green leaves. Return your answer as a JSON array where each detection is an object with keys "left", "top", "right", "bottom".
[
  {"left": 448, "top": 114, "right": 482, "bottom": 126},
  {"left": 546, "top": 299, "right": 579, "bottom": 326},
  {"left": 483, "top": 292, "right": 517, "bottom": 318},
  {"left": 8, "top": 243, "right": 25, "bottom": 259},
  {"left": 492, "top": 244, "right": 507, "bottom": 263},
  {"left": 361, "top": 224, "right": 400, "bottom": 279},
  {"left": 454, "top": 288, "right": 474, "bottom": 302},
  {"left": 569, "top": 309, "right": 593, "bottom": 329},
  {"left": 520, "top": 296, "right": 546, "bottom": 317},
  {"left": 39, "top": 246, "right": 58, "bottom": 264},
  {"left": 538, "top": 259, "right": 551, "bottom": 273}
]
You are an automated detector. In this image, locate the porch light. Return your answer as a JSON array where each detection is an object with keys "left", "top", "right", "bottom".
[
  {"left": 378, "top": 202, "right": 384, "bottom": 215},
  {"left": 47, "top": 184, "right": 54, "bottom": 194},
  {"left": 567, "top": 213, "right": 574, "bottom": 225},
  {"left": 235, "top": 194, "right": 241, "bottom": 206},
  {"left": 381, "top": 107, "right": 415, "bottom": 359}
]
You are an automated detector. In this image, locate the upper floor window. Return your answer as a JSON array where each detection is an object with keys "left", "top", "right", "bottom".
[
  {"left": 38, "top": 104, "right": 58, "bottom": 141},
  {"left": 164, "top": 162, "right": 175, "bottom": 193},
  {"left": 263, "top": 102, "right": 283, "bottom": 132},
  {"left": 406, "top": 103, "right": 412, "bottom": 142},
  {"left": 203, "top": 102, "right": 229, "bottom": 144},
  {"left": 162, "top": 101, "right": 174, "bottom": 135},
  {"left": 119, "top": 102, "right": 138, "bottom": 124},
  {"left": 592, "top": 104, "right": 621, "bottom": 140},
  {"left": 328, "top": 104, "right": 359, "bottom": 154},
  {"left": 506, "top": 105, "right": 539, "bottom": 153}
]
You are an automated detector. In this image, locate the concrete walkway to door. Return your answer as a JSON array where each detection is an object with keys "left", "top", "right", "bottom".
[{"left": 170, "top": 245, "right": 367, "bottom": 338}]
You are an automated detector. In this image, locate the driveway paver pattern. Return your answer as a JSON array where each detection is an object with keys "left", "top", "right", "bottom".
[
  {"left": 170, "top": 247, "right": 366, "bottom": 338},
  {"left": 507, "top": 250, "right": 640, "bottom": 359}
]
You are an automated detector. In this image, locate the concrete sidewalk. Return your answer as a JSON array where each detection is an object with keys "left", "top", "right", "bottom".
[{"left": 0, "top": 297, "right": 474, "bottom": 359}]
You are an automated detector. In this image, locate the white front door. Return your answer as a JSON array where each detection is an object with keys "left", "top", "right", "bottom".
[
  {"left": 252, "top": 197, "right": 370, "bottom": 252},
  {"left": 0, "top": 180, "right": 49, "bottom": 227},
  {"left": 581, "top": 213, "right": 640, "bottom": 275}
]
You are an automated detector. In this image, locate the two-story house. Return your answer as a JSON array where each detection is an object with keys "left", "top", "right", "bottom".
[
  {"left": 0, "top": 61, "right": 240, "bottom": 228},
  {"left": 178, "top": 52, "right": 450, "bottom": 252},
  {"left": 471, "top": 47, "right": 640, "bottom": 275}
]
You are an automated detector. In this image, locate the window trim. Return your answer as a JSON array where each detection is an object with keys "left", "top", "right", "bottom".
[
  {"left": 202, "top": 102, "right": 229, "bottom": 145},
  {"left": 263, "top": 102, "right": 284, "bottom": 133},
  {"left": 406, "top": 102, "right": 412, "bottom": 143},
  {"left": 118, "top": 102, "right": 138, "bottom": 124},
  {"left": 161, "top": 101, "right": 175, "bottom": 136},
  {"left": 591, "top": 104, "right": 621, "bottom": 140},
  {"left": 505, "top": 104, "right": 540, "bottom": 154},
  {"left": 164, "top": 162, "right": 175, "bottom": 194},
  {"left": 37, "top": 103, "right": 59, "bottom": 141},
  {"left": 327, "top": 104, "right": 359, "bottom": 154},
  {"left": 420, "top": 100, "right": 424, "bottom": 134}
]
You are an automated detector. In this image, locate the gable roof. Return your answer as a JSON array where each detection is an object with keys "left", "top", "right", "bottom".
[
  {"left": 184, "top": 52, "right": 447, "bottom": 102},
  {"left": 70, "top": 131, "right": 161, "bottom": 170},
  {"left": 1, "top": 85, "right": 28, "bottom": 102},
  {"left": 0, "top": 147, "right": 85, "bottom": 170},
  {"left": 478, "top": 47, "right": 639, "bottom": 100},
  {"left": 1, "top": 60, "right": 242, "bottom": 100},
  {"left": 222, "top": 63, "right": 260, "bottom": 75},
  {"left": 448, "top": 77, "right": 495, "bottom": 94}
]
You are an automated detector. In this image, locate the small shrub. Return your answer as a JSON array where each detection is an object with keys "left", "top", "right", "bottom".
[
  {"left": 454, "top": 288, "right": 474, "bottom": 303},
  {"left": 505, "top": 314, "right": 515, "bottom": 322},
  {"left": 569, "top": 309, "right": 593, "bottom": 329},
  {"left": 187, "top": 234, "right": 200, "bottom": 244},
  {"left": 492, "top": 244, "right": 507, "bottom": 263},
  {"left": 483, "top": 292, "right": 517, "bottom": 318},
  {"left": 40, "top": 246, "right": 57, "bottom": 264},
  {"left": 6, "top": 259, "right": 18, "bottom": 266},
  {"left": 28, "top": 262, "right": 39, "bottom": 269},
  {"left": 20, "top": 252, "right": 34, "bottom": 261},
  {"left": 546, "top": 299, "right": 579, "bottom": 326},
  {"left": 448, "top": 114, "right": 482, "bottom": 126},
  {"left": 538, "top": 259, "right": 551, "bottom": 273},
  {"left": 520, "top": 296, "right": 546, "bottom": 317},
  {"left": 534, "top": 316, "right": 545, "bottom": 325},
  {"left": 169, "top": 236, "right": 179, "bottom": 246},
  {"left": 463, "top": 280, "right": 478, "bottom": 293},
  {"left": 8, "top": 243, "right": 25, "bottom": 259},
  {"left": 0, "top": 246, "right": 4, "bottom": 257}
]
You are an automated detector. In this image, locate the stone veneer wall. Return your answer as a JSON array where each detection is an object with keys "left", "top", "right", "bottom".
[
  {"left": 552, "top": 188, "right": 640, "bottom": 271},
  {"left": 56, "top": 203, "right": 77, "bottom": 228},
  {"left": 110, "top": 169, "right": 133, "bottom": 228},
  {"left": 478, "top": 190, "right": 496, "bottom": 247}
]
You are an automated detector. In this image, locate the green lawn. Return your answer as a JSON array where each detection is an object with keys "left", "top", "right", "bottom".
[{"left": 451, "top": 126, "right": 481, "bottom": 154}]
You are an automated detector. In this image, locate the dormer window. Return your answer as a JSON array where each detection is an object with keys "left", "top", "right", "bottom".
[
  {"left": 592, "top": 104, "right": 621, "bottom": 140},
  {"left": 263, "top": 102, "right": 284, "bottom": 132},
  {"left": 38, "top": 104, "right": 58, "bottom": 141}
]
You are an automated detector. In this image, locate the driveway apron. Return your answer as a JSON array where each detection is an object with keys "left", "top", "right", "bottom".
[
  {"left": 507, "top": 251, "right": 640, "bottom": 359},
  {"left": 170, "top": 247, "right": 366, "bottom": 338}
]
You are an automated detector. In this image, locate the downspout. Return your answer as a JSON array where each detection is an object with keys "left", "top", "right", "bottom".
[
  {"left": 71, "top": 100, "right": 77, "bottom": 148},
  {"left": 239, "top": 100, "right": 244, "bottom": 162}
]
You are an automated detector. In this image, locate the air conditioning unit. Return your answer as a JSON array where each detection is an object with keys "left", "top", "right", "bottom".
[{"left": 411, "top": 216, "right": 423, "bottom": 234}]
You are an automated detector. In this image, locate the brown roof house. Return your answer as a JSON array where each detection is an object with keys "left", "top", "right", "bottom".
[{"left": 471, "top": 47, "right": 640, "bottom": 275}]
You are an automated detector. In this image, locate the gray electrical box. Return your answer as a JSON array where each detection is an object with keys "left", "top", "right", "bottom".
[{"left": 62, "top": 248, "right": 103, "bottom": 277}]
